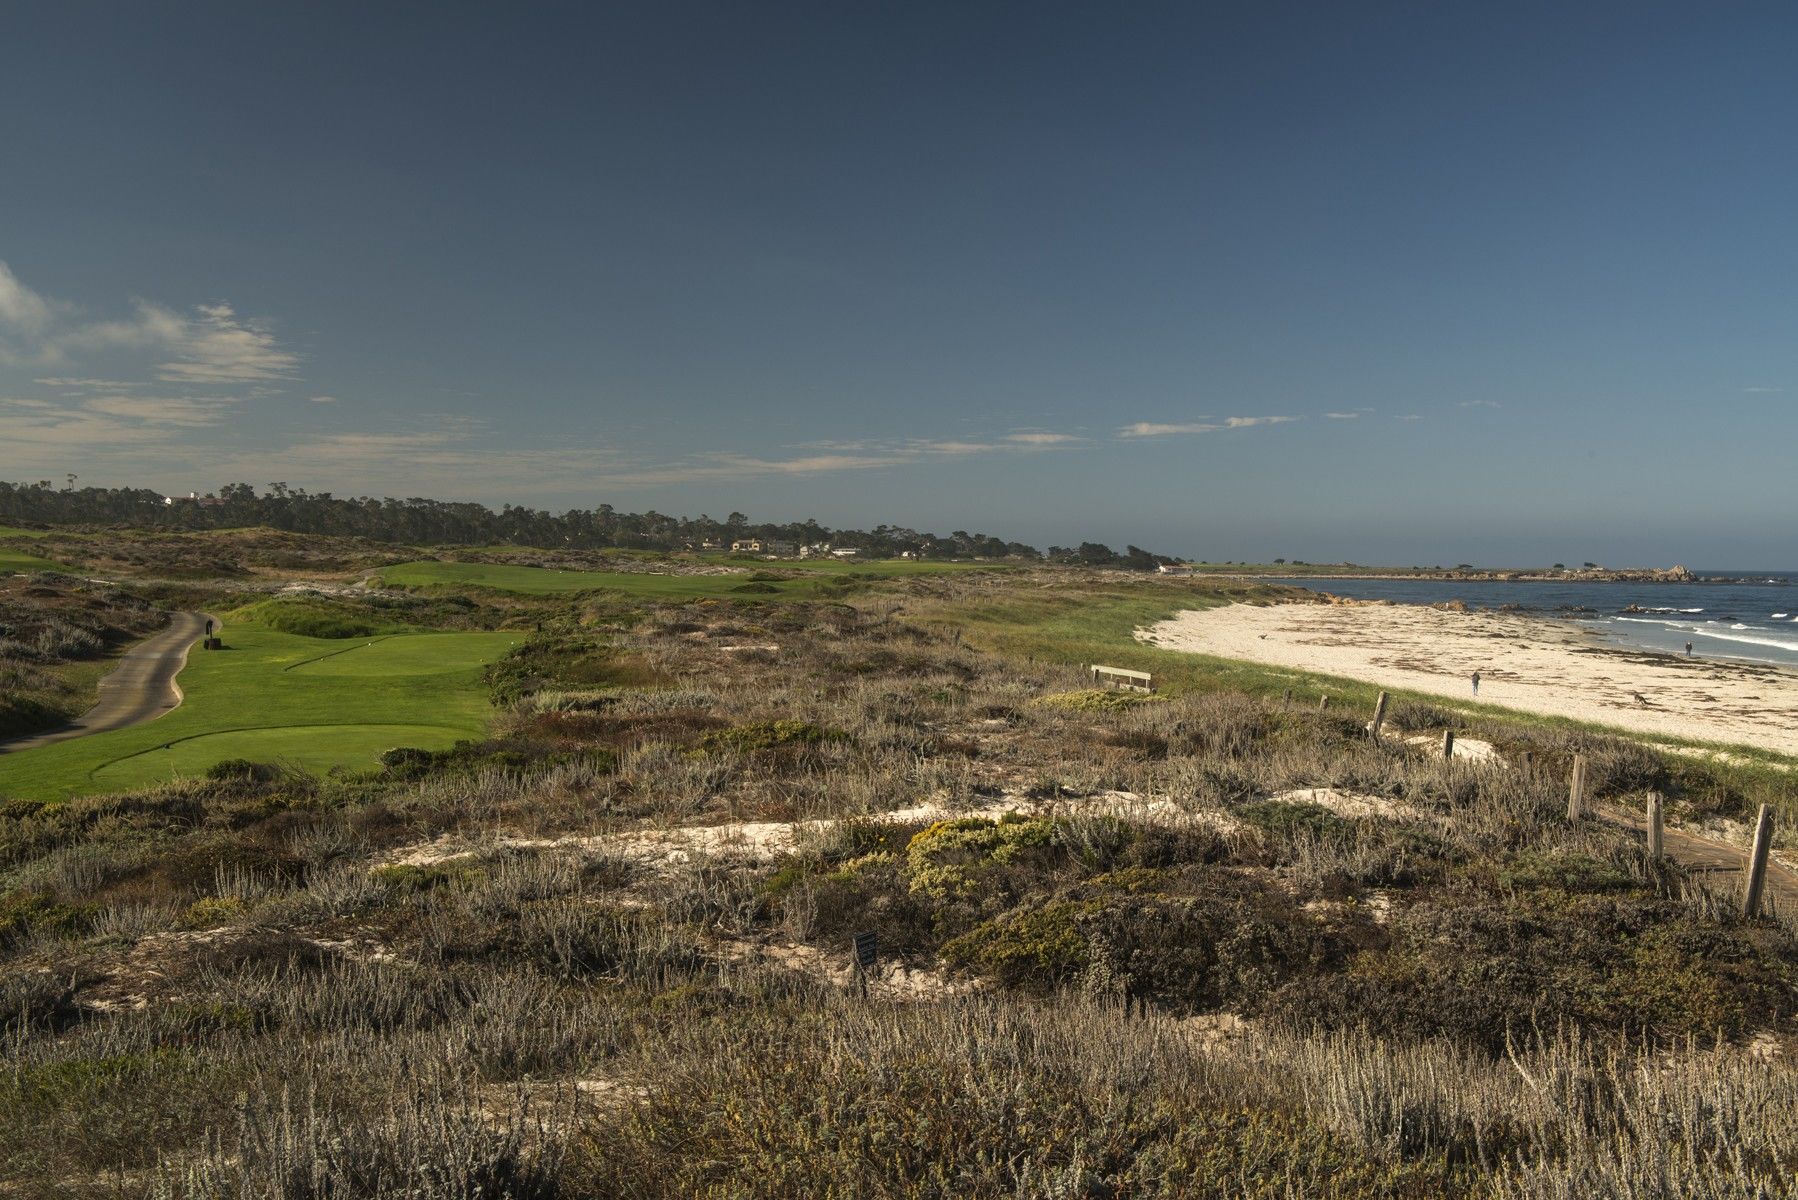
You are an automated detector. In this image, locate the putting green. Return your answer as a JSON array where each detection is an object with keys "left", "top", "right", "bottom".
[
  {"left": 286, "top": 634, "right": 499, "bottom": 676},
  {"left": 0, "top": 624, "right": 520, "bottom": 800}
]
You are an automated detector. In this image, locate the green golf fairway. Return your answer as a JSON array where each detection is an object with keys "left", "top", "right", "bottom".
[
  {"left": 0, "top": 532, "right": 62, "bottom": 572},
  {"left": 0, "top": 624, "right": 520, "bottom": 800},
  {"left": 88, "top": 723, "right": 469, "bottom": 791},
  {"left": 378, "top": 557, "right": 998, "bottom": 598}
]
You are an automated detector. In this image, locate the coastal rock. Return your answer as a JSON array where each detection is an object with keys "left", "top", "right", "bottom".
[{"left": 1436, "top": 599, "right": 1470, "bottom": 613}]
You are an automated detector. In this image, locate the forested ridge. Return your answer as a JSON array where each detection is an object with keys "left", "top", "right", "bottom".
[{"left": 0, "top": 480, "right": 1172, "bottom": 568}]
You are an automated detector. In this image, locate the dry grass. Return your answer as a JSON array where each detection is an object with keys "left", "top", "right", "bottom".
[{"left": 3, "top": 577, "right": 1797, "bottom": 1196}]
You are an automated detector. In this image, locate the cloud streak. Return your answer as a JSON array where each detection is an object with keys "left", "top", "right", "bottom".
[
  {"left": 1116, "top": 415, "right": 1297, "bottom": 438},
  {"left": 1004, "top": 431, "right": 1081, "bottom": 445},
  {"left": 0, "top": 262, "right": 298, "bottom": 383}
]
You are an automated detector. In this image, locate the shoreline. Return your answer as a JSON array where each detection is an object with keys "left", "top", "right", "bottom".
[{"left": 1140, "top": 601, "right": 1798, "bottom": 758}]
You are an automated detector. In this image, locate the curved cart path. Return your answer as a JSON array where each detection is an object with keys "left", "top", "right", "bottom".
[{"left": 0, "top": 612, "right": 215, "bottom": 755}]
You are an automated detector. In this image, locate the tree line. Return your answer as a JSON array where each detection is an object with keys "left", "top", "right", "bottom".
[{"left": 0, "top": 481, "right": 1174, "bottom": 569}]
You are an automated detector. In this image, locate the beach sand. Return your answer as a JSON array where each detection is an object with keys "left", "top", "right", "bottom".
[{"left": 1140, "top": 602, "right": 1798, "bottom": 757}]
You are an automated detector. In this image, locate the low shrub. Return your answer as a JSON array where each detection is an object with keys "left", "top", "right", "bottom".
[
  {"left": 696, "top": 720, "right": 843, "bottom": 755},
  {"left": 205, "top": 758, "right": 282, "bottom": 783},
  {"left": 1031, "top": 689, "right": 1164, "bottom": 713}
]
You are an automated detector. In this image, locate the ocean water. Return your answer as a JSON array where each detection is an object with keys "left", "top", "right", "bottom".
[{"left": 1279, "top": 572, "right": 1798, "bottom": 669}]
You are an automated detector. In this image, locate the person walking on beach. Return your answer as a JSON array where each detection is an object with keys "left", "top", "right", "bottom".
[
  {"left": 1471, "top": 670, "right": 1481, "bottom": 696},
  {"left": 1685, "top": 641, "right": 1693, "bottom": 657}
]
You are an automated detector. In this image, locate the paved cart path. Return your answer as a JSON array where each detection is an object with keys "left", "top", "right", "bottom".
[{"left": 0, "top": 612, "right": 215, "bottom": 754}]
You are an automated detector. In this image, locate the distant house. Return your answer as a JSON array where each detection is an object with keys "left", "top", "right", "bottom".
[
  {"left": 162, "top": 491, "right": 224, "bottom": 508},
  {"left": 731, "top": 538, "right": 764, "bottom": 553},
  {"left": 701, "top": 538, "right": 724, "bottom": 551},
  {"left": 798, "top": 543, "right": 830, "bottom": 559},
  {"left": 829, "top": 547, "right": 860, "bottom": 559},
  {"left": 1157, "top": 563, "right": 1196, "bottom": 576},
  {"left": 763, "top": 540, "right": 796, "bottom": 556}
]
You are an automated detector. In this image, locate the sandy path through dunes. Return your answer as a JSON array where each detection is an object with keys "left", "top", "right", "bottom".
[{"left": 1140, "top": 603, "right": 1798, "bottom": 757}]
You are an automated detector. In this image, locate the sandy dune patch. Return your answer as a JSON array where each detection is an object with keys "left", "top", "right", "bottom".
[{"left": 1270, "top": 788, "right": 1422, "bottom": 820}]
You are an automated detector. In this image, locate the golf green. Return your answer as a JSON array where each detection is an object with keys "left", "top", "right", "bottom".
[{"left": 0, "top": 624, "right": 520, "bottom": 800}]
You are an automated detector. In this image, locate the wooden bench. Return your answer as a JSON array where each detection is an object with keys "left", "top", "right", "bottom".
[{"left": 1090, "top": 664, "right": 1153, "bottom": 693}]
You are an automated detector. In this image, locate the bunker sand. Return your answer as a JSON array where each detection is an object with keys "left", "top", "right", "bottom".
[{"left": 1141, "top": 602, "right": 1798, "bottom": 757}]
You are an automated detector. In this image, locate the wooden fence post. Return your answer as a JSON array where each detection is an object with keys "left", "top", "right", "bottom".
[
  {"left": 1282, "top": 688, "right": 1292, "bottom": 711},
  {"left": 1369, "top": 691, "right": 1390, "bottom": 744},
  {"left": 1645, "top": 792, "right": 1664, "bottom": 861},
  {"left": 1567, "top": 755, "right": 1586, "bottom": 821},
  {"left": 852, "top": 930, "right": 879, "bottom": 996},
  {"left": 1743, "top": 804, "right": 1774, "bottom": 918},
  {"left": 1441, "top": 729, "right": 1455, "bottom": 760},
  {"left": 1318, "top": 694, "right": 1329, "bottom": 713}
]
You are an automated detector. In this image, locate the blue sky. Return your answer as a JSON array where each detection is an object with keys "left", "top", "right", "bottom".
[{"left": 2, "top": 1, "right": 1794, "bottom": 565}]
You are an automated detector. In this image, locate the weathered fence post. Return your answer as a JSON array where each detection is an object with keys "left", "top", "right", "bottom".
[
  {"left": 852, "top": 930, "right": 879, "bottom": 996},
  {"left": 1441, "top": 730, "right": 1455, "bottom": 760},
  {"left": 1318, "top": 694, "right": 1329, "bottom": 713},
  {"left": 1369, "top": 691, "right": 1390, "bottom": 744},
  {"left": 1282, "top": 688, "right": 1292, "bottom": 711},
  {"left": 1567, "top": 755, "right": 1587, "bottom": 821},
  {"left": 1646, "top": 792, "right": 1664, "bottom": 861},
  {"left": 1743, "top": 805, "right": 1774, "bottom": 918}
]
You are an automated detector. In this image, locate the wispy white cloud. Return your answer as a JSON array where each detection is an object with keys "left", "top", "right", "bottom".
[
  {"left": 203, "top": 419, "right": 1088, "bottom": 496},
  {"left": 0, "top": 396, "right": 193, "bottom": 452},
  {"left": 1743, "top": 385, "right": 1783, "bottom": 394},
  {"left": 80, "top": 394, "right": 239, "bottom": 427},
  {"left": 308, "top": 395, "right": 338, "bottom": 403},
  {"left": 1118, "top": 421, "right": 1217, "bottom": 438},
  {"left": 0, "top": 262, "right": 298, "bottom": 383},
  {"left": 0, "top": 262, "right": 61, "bottom": 335},
  {"left": 156, "top": 302, "right": 298, "bottom": 383},
  {"left": 911, "top": 439, "right": 996, "bottom": 455},
  {"left": 1004, "top": 430, "right": 1080, "bottom": 445},
  {"left": 1324, "top": 411, "right": 1360, "bottom": 419},
  {"left": 34, "top": 376, "right": 135, "bottom": 390},
  {"left": 1117, "top": 415, "right": 1297, "bottom": 438},
  {"left": 1393, "top": 413, "right": 1423, "bottom": 422}
]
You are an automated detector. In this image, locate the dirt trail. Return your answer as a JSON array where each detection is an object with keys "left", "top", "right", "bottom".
[
  {"left": 1598, "top": 803, "right": 1798, "bottom": 916},
  {"left": 0, "top": 611, "right": 215, "bottom": 755}
]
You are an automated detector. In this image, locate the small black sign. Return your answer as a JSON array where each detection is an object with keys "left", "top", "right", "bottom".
[{"left": 852, "top": 930, "right": 878, "bottom": 972}]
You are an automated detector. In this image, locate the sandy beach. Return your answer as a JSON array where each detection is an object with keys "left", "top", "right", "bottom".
[{"left": 1140, "top": 602, "right": 1798, "bottom": 757}]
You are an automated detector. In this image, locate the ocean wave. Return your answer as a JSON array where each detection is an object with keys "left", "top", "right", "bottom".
[
  {"left": 1690, "top": 628, "right": 1798, "bottom": 653},
  {"left": 1614, "top": 617, "right": 1702, "bottom": 630},
  {"left": 1609, "top": 616, "right": 1798, "bottom": 653},
  {"left": 1774, "top": 613, "right": 1790, "bottom": 619}
]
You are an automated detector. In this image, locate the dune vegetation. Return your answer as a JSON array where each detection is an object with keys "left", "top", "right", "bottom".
[{"left": 2, "top": 553, "right": 1796, "bottom": 1196}]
